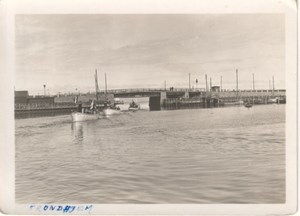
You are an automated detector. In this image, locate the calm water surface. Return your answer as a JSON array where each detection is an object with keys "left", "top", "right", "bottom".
[{"left": 15, "top": 105, "right": 285, "bottom": 203}]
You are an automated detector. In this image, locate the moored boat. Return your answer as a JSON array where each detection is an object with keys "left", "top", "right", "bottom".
[
  {"left": 244, "top": 102, "right": 253, "bottom": 108},
  {"left": 268, "top": 98, "right": 277, "bottom": 104},
  {"left": 224, "top": 100, "right": 244, "bottom": 106}
]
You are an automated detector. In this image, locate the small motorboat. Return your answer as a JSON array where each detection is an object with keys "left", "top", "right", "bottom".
[
  {"left": 114, "top": 98, "right": 124, "bottom": 105},
  {"left": 244, "top": 102, "right": 253, "bottom": 108},
  {"left": 268, "top": 98, "right": 277, "bottom": 104},
  {"left": 71, "top": 111, "right": 99, "bottom": 122},
  {"left": 128, "top": 101, "right": 140, "bottom": 111},
  {"left": 224, "top": 100, "right": 244, "bottom": 106},
  {"left": 128, "top": 106, "right": 140, "bottom": 111}
]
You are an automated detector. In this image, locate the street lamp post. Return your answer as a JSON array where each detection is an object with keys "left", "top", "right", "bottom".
[{"left": 43, "top": 84, "right": 46, "bottom": 96}]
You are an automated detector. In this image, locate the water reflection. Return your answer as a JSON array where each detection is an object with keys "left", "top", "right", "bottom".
[{"left": 71, "top": 122, "right": 84, "bottom": 144}]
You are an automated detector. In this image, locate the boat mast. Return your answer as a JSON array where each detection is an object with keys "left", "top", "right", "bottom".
[
  {"left": 236, "top": 69, "right": 239, "bottom": 100},
  {"left": 95, "top": 69, "right": 100, "bottom": 102},
  {"left": 105, "top": 72, "right": 107, "bottom": 99}
]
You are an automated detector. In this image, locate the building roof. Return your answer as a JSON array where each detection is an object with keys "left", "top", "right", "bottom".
[{"left": 15, "top": 91, "right": 29, "bottom": 97}]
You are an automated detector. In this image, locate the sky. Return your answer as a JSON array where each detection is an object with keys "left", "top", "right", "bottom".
[{"left": 15, "top": 14, "right": 285, "bottom": 95}]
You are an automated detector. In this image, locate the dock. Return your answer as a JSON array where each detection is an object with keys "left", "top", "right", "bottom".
[{"left": 15, "top": 88, "right": 286, "bottom": 117}]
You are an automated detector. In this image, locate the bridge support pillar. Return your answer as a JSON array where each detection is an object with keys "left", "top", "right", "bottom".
[
  {"left": 149, "top": 91, "right": 167, "bottom": 111},
  {"left": 149, "top": 96, "right": 160, "bottom": 111},
  {"left": 160, "top": 91, "right": 167, "bottom": 105}
]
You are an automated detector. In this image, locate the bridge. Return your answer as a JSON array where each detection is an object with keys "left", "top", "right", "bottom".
[
  {"left": 98, "top": 87, "right": 286, "bottom": 99},
  {"left": 15, "top": 87, "right": 286, "bottom": 114},
  {"left": 98, "top": 88, "right": 205, "bottom": 98}
]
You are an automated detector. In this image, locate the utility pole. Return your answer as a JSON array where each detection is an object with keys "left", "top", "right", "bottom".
[
  {"left": 189, "top": 73, "right": 191, "bottom": 90},
  {"left": 269, "top": 80, "right": 271, "bottom": 90},
  {"left": 252, "top": 73, "right": 255, "bottom": 90},
  {"left": 210, "top": 77, "right": 212, "bottom": 97},
  {"left": 220, "top": 76, "right": 222, "bottom": 91},
  {"left": 43, "top": 84, "right": 46, "bottom": 96},
  {"left": 236, "top": 69, "right": 239, "bottom": 99},
  {"left": 272, "top": 75, "right": 275, "bottom": 96},
  {"left": 105, "top": 72, "right": 107, "bottom": 98},
  {"left": 205, "top": 74, "right": 208, "bottom": 93}
]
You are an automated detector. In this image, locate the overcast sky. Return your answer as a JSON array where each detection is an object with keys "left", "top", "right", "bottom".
[{"left": 15, "top": 14, "right": 285, "bottom": 95}]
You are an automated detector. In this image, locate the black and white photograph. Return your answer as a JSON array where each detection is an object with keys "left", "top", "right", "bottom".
[{"left": 0, "top": 0, "right": 297, "bottom": 215}]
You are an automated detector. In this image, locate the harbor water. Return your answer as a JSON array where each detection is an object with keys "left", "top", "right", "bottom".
[{"left": 15, "top": 104, "right": 285, "bottom": 203}]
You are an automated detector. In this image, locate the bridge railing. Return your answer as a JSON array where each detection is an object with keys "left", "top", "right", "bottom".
[
  {"left": 97, "top": 88, "right": 286, "bottom": 94},
  {"left": 99, "top": 88, "right": 207, "bottom": 94},
  {"left": 221, "top": 89, "right": 285, "bottom": 93}
]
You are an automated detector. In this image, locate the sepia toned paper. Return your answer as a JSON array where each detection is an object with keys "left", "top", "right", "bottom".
[{"left": 0, "top": 0, "right": 297, "bottom": 215}]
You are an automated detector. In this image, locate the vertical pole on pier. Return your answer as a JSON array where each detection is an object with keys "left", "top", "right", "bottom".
[
  {"left": 252, "top": 73, "right": 255, "bottom": 104},
  {"left": 105, "top": 72, "right": 107, "bottom": 98},
  {"left": 165, "top": 80, "right": 167, "bottom": 91},
  {"left": 269, "top": 80, "right": 271, "bottom": 90},
  {"left": 205, "top": 74, "right": 208, "bottom": 93},
  {"left": 189, "top": 73, "right": 191, "bottom": 90},
  {"left": 272, "top": 75, "right": 275, "bottom": 96},
  {"left": 236, "top": 69, "right": 239, "bottom": 100},
  {"left": 205, "top": 74, "right": 208, "bottom": 107},
  {"left": 252, "top": 73, "right": 255, "bottom": 90},
  {"left": 220, "top": 76, "right": 222, "bottom": 91},
  {"left": 219, "top": 76, "right": 221, "bottom": 104},
  {"left": 210, "top": 77, "right": 212, "bottom": 98},
  {"left": 43, "top": 84, "right": 46, "bottom": 97}
]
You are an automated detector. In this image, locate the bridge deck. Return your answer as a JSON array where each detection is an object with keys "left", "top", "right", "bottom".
[{"left": 99, "top": 88, "right": 285, "bottom": 94}]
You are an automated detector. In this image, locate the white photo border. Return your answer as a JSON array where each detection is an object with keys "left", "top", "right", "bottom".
[{"left": 0, "top": 0, "right": 297, "bottom": 215}]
